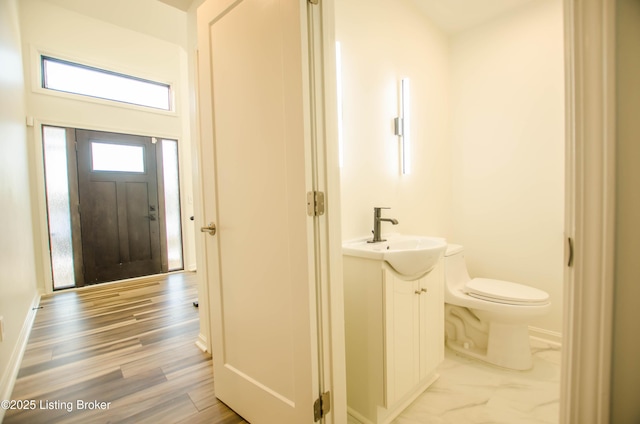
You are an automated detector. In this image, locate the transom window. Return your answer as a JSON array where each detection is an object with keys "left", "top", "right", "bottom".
[{"left": 41, "top": 56, "right": 171, "bottom": 111}]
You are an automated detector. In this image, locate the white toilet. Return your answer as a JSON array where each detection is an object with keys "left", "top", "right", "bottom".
[{"left": 443, "top": 244, "right": 550, "bottom": 370}]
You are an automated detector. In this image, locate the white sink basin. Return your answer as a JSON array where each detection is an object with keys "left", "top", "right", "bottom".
[{"left": 343, "top": 234, "right": 447, "bottom": 277}]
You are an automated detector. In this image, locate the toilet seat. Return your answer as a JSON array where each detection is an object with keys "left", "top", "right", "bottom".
[{"left": 464, "top": 278, "right": 549, "bottom": 306}]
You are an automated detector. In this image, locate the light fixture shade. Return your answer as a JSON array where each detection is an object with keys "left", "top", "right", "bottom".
[
  {"left": 336, "top": 42, "right": 344, "bottom": 169},
  {"left": 400, "top": 78, "right": 410, "bottom": 174}
]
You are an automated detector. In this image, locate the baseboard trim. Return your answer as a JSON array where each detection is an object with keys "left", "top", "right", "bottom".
[
  {"left": 529, "top": 326, "right": 562, "bottom": 348},
  {"left": 347, "top": 407, "right": 372, "bottom": 424},
  {"left": 0, "top": 292, "right": 40, "bottom": 422},
  {"left": 195, "top": 333, "right": 210, "bottom": 354}
]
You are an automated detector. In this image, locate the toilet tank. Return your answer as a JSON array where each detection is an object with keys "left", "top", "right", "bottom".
[{"left": 444, "top": 244, "right": 472, "bottom": 291}]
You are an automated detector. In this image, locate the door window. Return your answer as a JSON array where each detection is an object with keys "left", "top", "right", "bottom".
[{"left": 91, "top": 142, "right": 145, "bottom": 173}]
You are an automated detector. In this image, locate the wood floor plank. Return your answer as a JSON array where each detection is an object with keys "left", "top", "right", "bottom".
[
  {"left": 118, "top": 393, "right": 199, "bottom": 424},
  {"left": 17, "top": 337, "right": 143, "bottom": 379},
  {"left": 58, "top": 352, "right": 219, "bottom": 423},
  {"left": 120, "top": 334, "right": 204, "bottom": 378},
  {"left": 4, "top": 272, "right": 246, "bottom": 424},
  {"left": 18, "top": 346, "right": 53, "bottom": 368},
  {"left": 187, "top": 381, "right": 218, "bottom": 411},
  {"left": 176, "top": 400, "right": 250, "bottom": 424}
]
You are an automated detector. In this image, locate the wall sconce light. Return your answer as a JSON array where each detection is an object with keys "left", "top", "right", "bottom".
[
  {"left": 394, "top": 78, "right": 410, "bottom": 175},
  {"left": 336, "top": 41, "right": 344, "bottom": 168}
]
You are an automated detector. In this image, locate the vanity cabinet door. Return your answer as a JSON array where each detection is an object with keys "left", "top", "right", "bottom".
[
  {"left": 419, "top": 262, "right": 445, "bottom": 380},
  {"left": 384, "top": 262, "right": 445, "bottom": 406},
  {"left": 385, "top": 272, "right": 421, "bottom": 405}
]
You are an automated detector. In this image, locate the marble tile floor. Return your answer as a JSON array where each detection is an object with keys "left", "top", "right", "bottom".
[{"left": 392, "top": 339, "right": 561, "bottom": 424}]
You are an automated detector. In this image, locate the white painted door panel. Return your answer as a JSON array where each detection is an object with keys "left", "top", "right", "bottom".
[{"left": 197, "top": 0, "right": 317, "bottom": 422}]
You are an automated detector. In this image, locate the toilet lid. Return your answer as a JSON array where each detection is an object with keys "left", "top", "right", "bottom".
[{"left": 464, "top": 278, "right": 549, "bottom": 305}]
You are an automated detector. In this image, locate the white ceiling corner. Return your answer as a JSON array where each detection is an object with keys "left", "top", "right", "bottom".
[
  {"left": 156, "top": 0, "right": 194, "bottom": 12},
  {"left": 410, "top": 0, "right": 536, "bottom": 34}
]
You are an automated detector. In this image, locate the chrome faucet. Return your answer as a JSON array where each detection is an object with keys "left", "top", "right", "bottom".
[{"left": 368, "top": 207, "right": 399, "bottom": 243}]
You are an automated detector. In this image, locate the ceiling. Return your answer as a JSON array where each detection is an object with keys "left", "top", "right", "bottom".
[
  {"left": 154, "top": 0, "right": 536, "bottom": 34},
  {"left": 411, "top": 0, "right": 535, "bottom": 33},
  {"left": 157, "top": 0, "right": 193, "bottom": 12}
]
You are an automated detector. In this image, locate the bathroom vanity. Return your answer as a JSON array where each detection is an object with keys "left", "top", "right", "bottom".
[{"left": 343, "top": 245, "right": 444, "bottom": 424}]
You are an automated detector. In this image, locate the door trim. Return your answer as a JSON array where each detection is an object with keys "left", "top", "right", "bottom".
[
  {"left": 306, "top": 0, "right": 347, "bottom": 422},
  {"left": 561, "top": 0, "right": 615, "bottom": 422}
]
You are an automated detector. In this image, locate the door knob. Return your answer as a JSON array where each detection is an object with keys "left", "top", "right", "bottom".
[{"left": 200, "top": 222, "right": 217, "bottom": 236}]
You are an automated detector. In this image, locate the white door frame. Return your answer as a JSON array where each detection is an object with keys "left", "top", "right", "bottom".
[
  {"left": 561, "top": 0, "right": 615, "bottom": 422},
  {"left": 306, "top": 0, "right": 348, "bottom": 421}
]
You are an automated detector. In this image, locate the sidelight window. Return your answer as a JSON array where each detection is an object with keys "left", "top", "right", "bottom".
[
  {"left": 161, "top": 139, "right": 183, "bottom": 271},
  {"left": 42, "top": 126, "right": 75, "bottom": 289}
]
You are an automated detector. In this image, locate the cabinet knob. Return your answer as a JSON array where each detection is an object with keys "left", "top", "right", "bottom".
[
  {"left": 421, "top": 288, "right": 428, "bottom": 293},
  {"left": 414, "top": 290, "right": 422, "bottom": 295}
]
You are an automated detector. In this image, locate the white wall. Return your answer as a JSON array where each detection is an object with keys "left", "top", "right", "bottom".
[
  {"left": 336, "top": 0, "right": 452, "bottom": 241},
  {"left": 18, "top": 0, "right": 197, "bottom": 290},
  {"left": 449, "top": 0, "right": 565, "bottom": 333},
  {"left": 39, "top": 0, "right": 188, "bottom": 48},
  {"left": 611, "top": 0, "right": 640, "bottom": 420},
  {"left": 338, "top": 0, "right": 564, "bottom": 336},
  {"left": 0, "top": 0, "right": 40, "bottom": 412}
]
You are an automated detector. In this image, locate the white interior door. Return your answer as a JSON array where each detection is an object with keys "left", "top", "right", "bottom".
[{"left": 196, "top": 0, "right": 319, "bottom": 422}]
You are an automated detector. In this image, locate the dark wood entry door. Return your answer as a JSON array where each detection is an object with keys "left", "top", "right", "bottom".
[{"left": 76, "top": 129, "right": 162, "bottom": 284}]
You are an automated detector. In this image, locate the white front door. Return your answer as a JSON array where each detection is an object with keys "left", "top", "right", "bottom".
[{"left": 197, "top": 0, "right": 320, "bottom": 422}]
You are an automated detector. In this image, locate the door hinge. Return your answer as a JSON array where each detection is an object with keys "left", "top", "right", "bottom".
[
  {"left": 313, "top": 391, "right": 330, "bottom": 421},
  {"left": 307, "top": 191, "right": 325, "bottom": 216}
]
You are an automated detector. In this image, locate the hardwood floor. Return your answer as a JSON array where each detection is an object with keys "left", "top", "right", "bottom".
[{"left": 4, "top": 272, "right": 248, "bottom": 424}]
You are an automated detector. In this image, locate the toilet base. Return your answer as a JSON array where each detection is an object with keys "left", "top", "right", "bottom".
[{"left": 445, "top": 305, "right": 533, "bottom": 371}]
